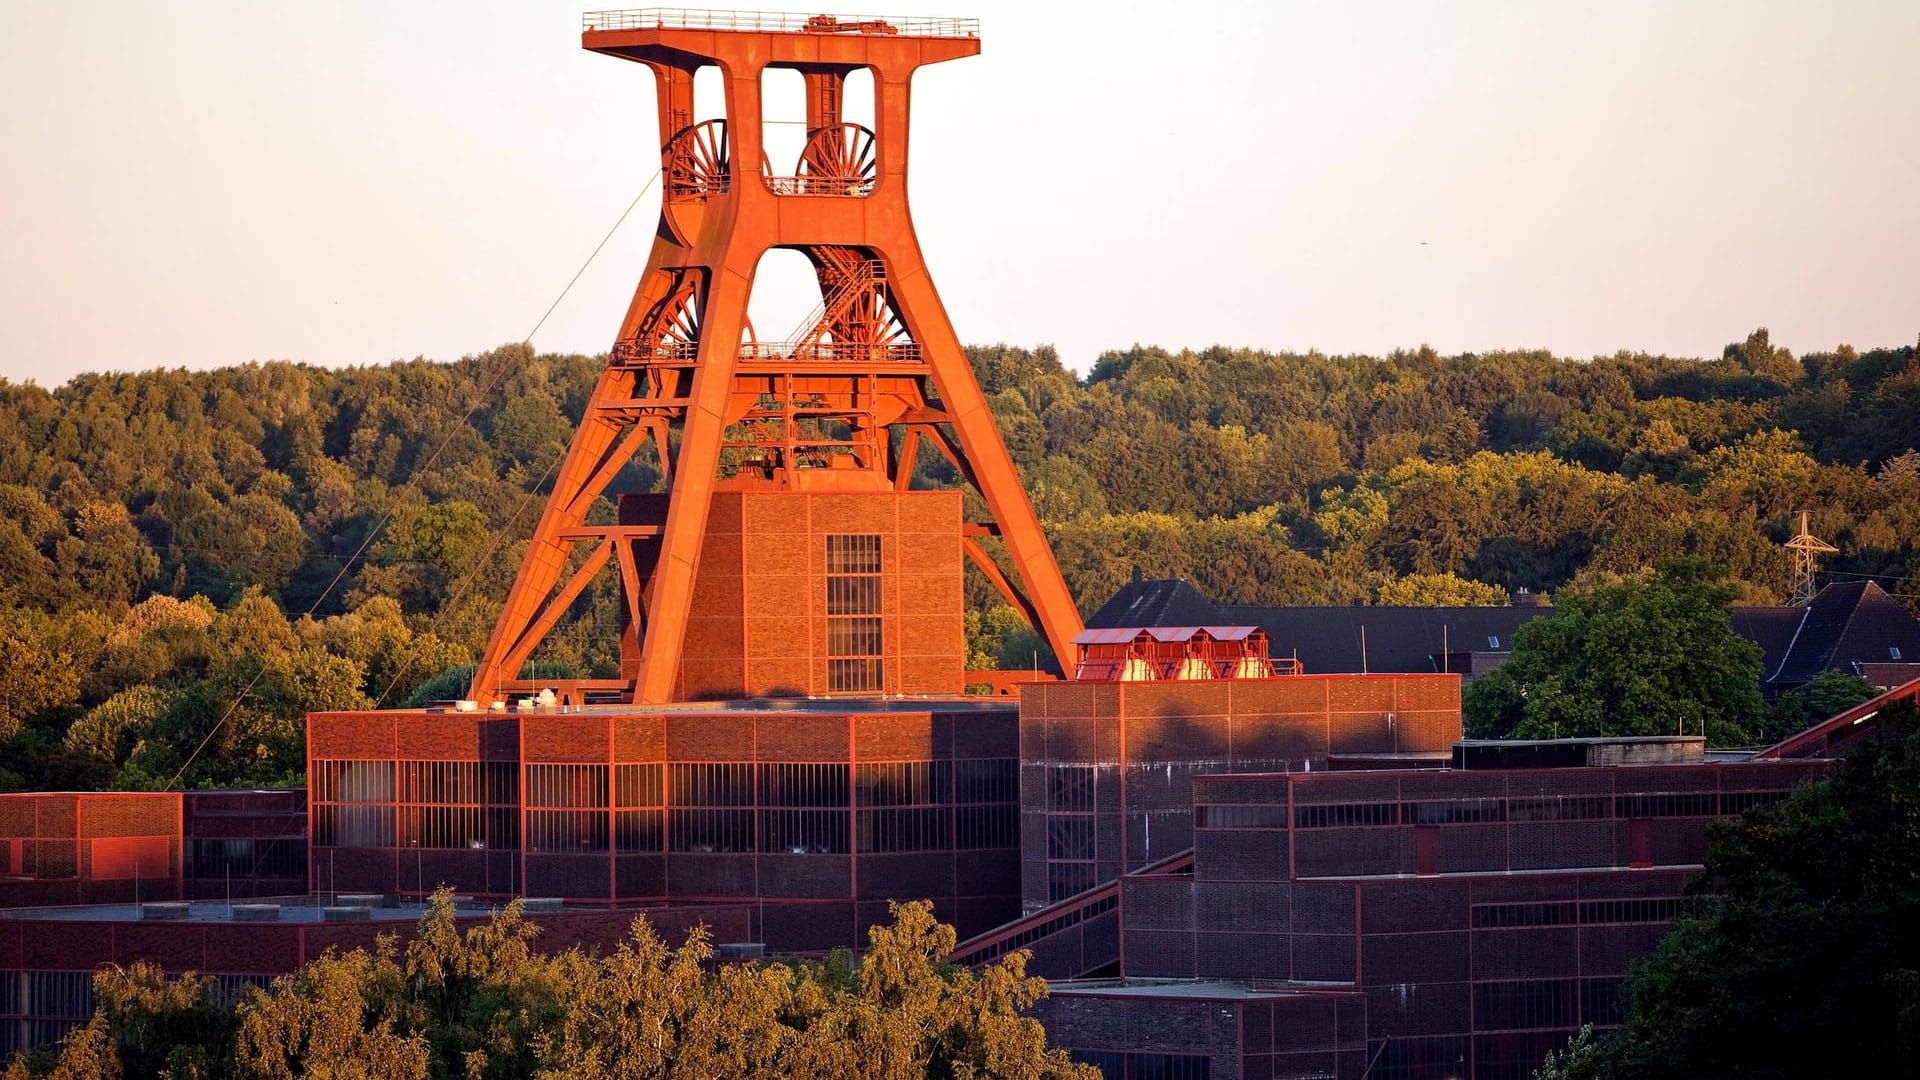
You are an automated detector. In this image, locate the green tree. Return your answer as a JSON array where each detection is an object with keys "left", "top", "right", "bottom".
[
  {"left": 234, "top": 947, "right": 429, "bottom": 1079},
  {"left": 20, "top": 894, "right": 1094, "bottom": 1080},
  {"left": 1723, "top": 326, "right": 1803, "bottom": 383},
  {"left": 1766, "top": 670, "right": 1879, "bottom": 743},
  {"left": 1377, "top": 572, "right": 1510, "bottom": 606},
  {"left": 55, "top": 502, "right": 158, "bottom": 609},
  {"left": 1465, "top": 559, "right": 1765, "bottom": 745},
  {"left": 0, "top": 615, "right": 81, "bottom": 741},
  {"left": 64, "top": 686, "right": 172, "bottom": 765},
  {"left": 90, "top": 964, "right": 234, "bottom": 1080}
]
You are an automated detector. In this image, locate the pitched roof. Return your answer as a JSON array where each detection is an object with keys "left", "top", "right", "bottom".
[
  {"left": 1730, "top": 606, "right": 1803, "bottom": 678},
  {"left": 1085, "top": 578, "right": 1920, "bottom": 686},
  {"left": 1083, "top": 579, "right": 1547, "bottom": 674},
  {"left": 1769, "top": 581, "right": 1920, "bottom": 688},
  {"left": 1083, "top": 578, "right": 1217, "bottom": 627},
  {"left": 1855, "top": 662, "right": 1920, "bottom": 689},
  {"left": 1073, "top": 624, "right": 1266, "bottom": 647}
]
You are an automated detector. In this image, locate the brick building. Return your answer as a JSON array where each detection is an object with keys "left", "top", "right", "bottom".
[
  {"left": 0, "top": 789, "right": 308, "bottom": 917},
  {"left": 0, "top": 794, "right": 180, "bottom": 909},
  {"left": 181, "top": 789, "right": 308, "bottom": 901},
  {"left": 614, "top": 490, "right": 967, "bottom": 700},
  {"left": 305, "top": 699, "right": 1023, "bottom": 948},
  {"left": 1018, "top": 675, "right": 1461, "bottom": 910},
  {"left": 1004, "top": 740, "right": 1828, "bottom": 1079}
]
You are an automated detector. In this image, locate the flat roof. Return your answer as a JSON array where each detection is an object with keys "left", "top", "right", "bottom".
[
  {"left": 1451, "top": 730, "right": 1712, "bottom": 737},
  {"left": 0, "top": 896, "right": 730, "bottom": 925},
  {"left": 408, "top": 695, "right": 1019, "bottom": 718},
  {"left": 1295, "top": 863, "right": 1703, "bottom": 884},
  {"left": 1046, "top": 978, "right": 1356, "bottom": 1001}
]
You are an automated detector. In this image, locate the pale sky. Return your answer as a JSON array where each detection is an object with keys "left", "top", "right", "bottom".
[{"left": 2, "top": 0, "right": 1916, "bottom": 386}]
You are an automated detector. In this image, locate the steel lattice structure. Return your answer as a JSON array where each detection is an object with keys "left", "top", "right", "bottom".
[{"left": 469, "top": 11, "right": 1081, "bottom": 705}]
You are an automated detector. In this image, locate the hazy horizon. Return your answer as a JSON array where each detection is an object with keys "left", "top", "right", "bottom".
[{"left": 3, "top": 0, "right": 1917, "bottom": 386}]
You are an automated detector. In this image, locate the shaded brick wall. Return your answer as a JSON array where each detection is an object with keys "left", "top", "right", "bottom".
[
  {"left": 306, "top": 706, "right": 1020, "bottom": 950},
  {"left": 1031, "top": 989, "right": 1368, "bottom": 1080},
  {"left": 1093, "top": 758, "right": 1828, "bottom": 1080},
  {"left": 1017, "top": 676, "right": 1462, "bottom": 911}
]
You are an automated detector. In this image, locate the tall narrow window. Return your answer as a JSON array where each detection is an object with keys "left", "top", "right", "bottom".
[{"left": 826, "top": 534, "right": 884, "bottom": 692}]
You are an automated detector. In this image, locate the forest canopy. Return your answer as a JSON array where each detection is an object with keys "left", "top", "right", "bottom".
[{"left": 1, "top": 329, "right": 1917, "bottom": 788}]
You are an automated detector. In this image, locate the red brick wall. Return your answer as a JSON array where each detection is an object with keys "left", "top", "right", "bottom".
[
  {"left": 621, "top": 490, "right": 964, "bottom": 698},
  {"left": 0, "top": 793, "right": 181, "bottom": 906}
]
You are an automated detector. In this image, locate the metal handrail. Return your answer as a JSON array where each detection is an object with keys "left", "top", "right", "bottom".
[
  {"left": 947, "top": 883, "right": 1120, "bottom": 968},
  {"left": 764, "top": 175, "right": 875, "bottom": 197},
  {"left": 583, "top": 8, "right": 980, "bottom": 38},
  {"left": 614, "top": 342, "right": 923, "bottom": 364},
  {"left": 738, "top": 342, "right": 922, "bottom": 362}
]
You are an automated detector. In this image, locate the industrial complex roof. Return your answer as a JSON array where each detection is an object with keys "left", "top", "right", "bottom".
[{"left": 1089, "top": 577, "right": 1920, "bottom": 691}]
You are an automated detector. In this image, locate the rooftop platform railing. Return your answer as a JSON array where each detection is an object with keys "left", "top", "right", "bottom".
[
  {"left": 583, "top": 8, "right": 980, "bottom": 38},
  {"left": 738, "top": 341, "right": 922, "bottom": 363}
]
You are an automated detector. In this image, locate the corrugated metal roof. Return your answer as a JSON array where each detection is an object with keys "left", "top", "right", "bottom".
[
  {"left": 1075, "top": 625, "right": 1264, "bottom": 645},
  {"left": 1073, "top": 627, "right": 1149, "bottom": 645}
]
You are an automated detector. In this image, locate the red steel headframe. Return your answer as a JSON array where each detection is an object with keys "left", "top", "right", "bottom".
[{"left": 468, "top": 11, "right": 1082, "bottom": 705}]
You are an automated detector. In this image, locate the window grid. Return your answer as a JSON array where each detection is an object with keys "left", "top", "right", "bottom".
[
  {"left": 1506, "top": 796, "right": 1612, "bottom": 821},
  {"left": 758, "top": 762, "right": 850, "bottom": 855},
  {"left": 187, "top": 838, "right": 307, "bottom": 879},
  {"left": 825, "top": 534, "right": 884, "bottom": 693},
  {"left": 1617, "top": 792, "right": 1717, "bottom": 818},
  {"left": 1406, "top": 797, "right": 1506, "bottom": 825},
  {"left": 1471, "top": 896, "right": 1704, "bottom": 928},
  {"left": 526, "top": 764, "right": 611, "bottom": 855},
  {"left": 308, "top": 749, "right": 1034, "bottom": 863},
  {"left": 1282, "top": 788, "right": 1802, "bottom": 830},
  {"left": 1295, "top": 802, "right": 1398, "bottom": 829},
  {"left": 311, "top": 760, "right": 396, "bottom": 848},
  {"left": 613, "top": 763, "right": 666, "bottom": 853},
  {"left": 857, "top": 761, "right": 948, "bottom": 853},
  {"left": 671, "top": 763, "right": 754, "bottom": 806},
  {"left": 1474, "top": 978, "right": 1578, "bottom": 1032},
  {"left": 1067, "top": 1050, "right": 1210, "bottom": 1079},
  {"left": 396, "top": 761, "right": 483, "bottom": 850},
  {"left": 1196, "top": 804, "right": 1290, "bottom": 829},
  {"left": 954, "top": 759, "right": 1018, "bottom": 850},
  {"left": 1045, "top": 765, "right": 1097, "bottom": 901},
  {"left": 670, "top": 762, "right": 755, "bottom": 852}
]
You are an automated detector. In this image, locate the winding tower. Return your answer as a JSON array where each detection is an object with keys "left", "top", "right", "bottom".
[{"left": 470, "top": 9, "right": 1082, "bottom": 705}]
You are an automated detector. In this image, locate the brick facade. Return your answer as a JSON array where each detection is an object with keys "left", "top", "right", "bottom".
[
  {"left": 305, "top": 703, "right": 1021, "bottom": 949},
  {"left": 1017, "top": 675, "right": 1462, "bottom": 911},
  {"left": 618, "top": 490, "right": 966, "bottom": 699},
  {"left": 1027, "top": 757, "right": 1829, "bottom": 1080}
]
